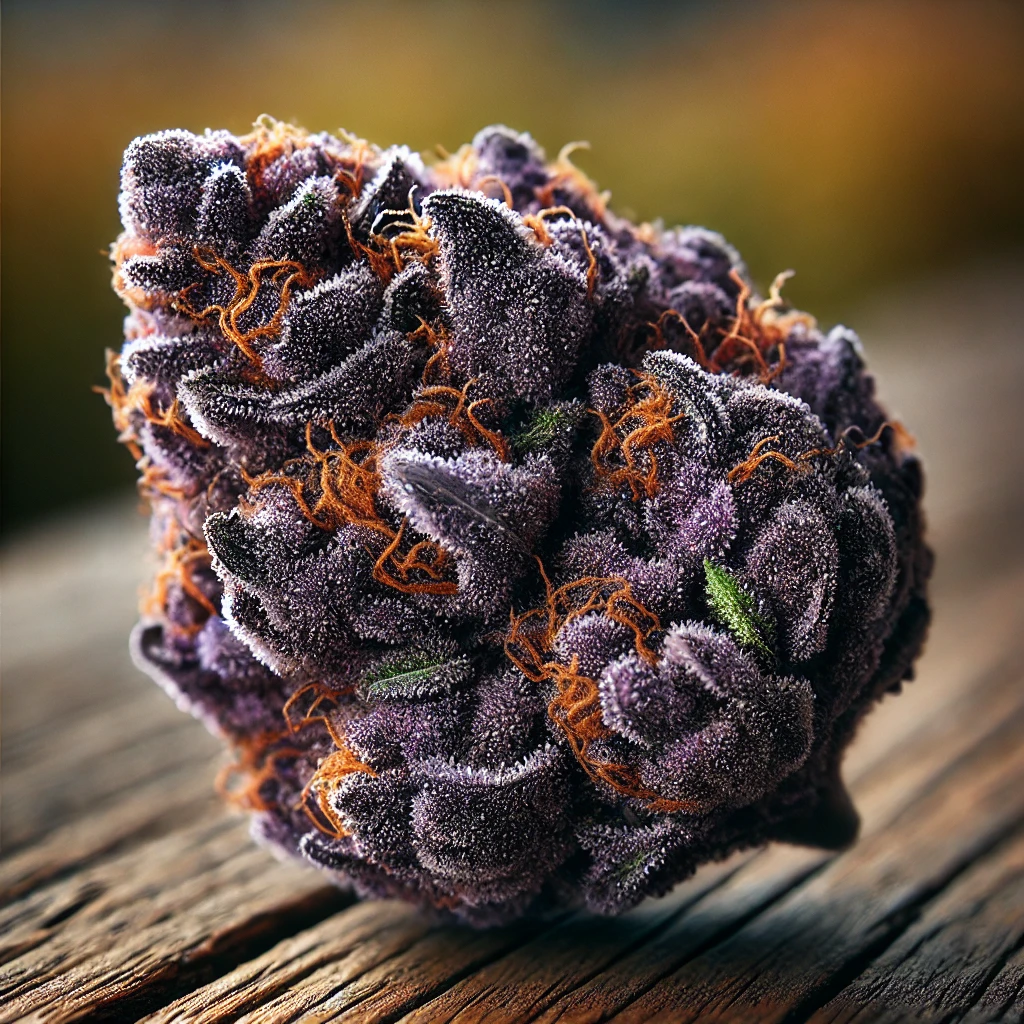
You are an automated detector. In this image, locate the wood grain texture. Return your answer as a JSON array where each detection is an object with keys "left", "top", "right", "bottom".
[
  {"left": 808, "top": 831, "right": 1024, "bottom": 1024},
  {"left": 2, "top": 268, "right": 1022, "bottom": 1023}
]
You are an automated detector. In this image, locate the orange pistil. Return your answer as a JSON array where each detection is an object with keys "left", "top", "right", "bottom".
[
  {"left": 533, "top": 141, "right": 609, "bottom": 220},
  {"left": 96, "top": 350, "right": 143, "bottom": 461},
  {"left": 580, "top": 226, "right": 599, "bottom": 299},
  {"left": 282, "top": 681, "right": 351, "bottom": 747},
  {"left": 647, "top": 308, "right": 710, "bottom": 369},
  {"left": 138, "top": 394, "right": 209, "bottom": 449},
  {"left": 343, "top": 192, "right": 440, "bottom": 285},
  {"left": 216, "top": 731, "right": 306, "bottom": 813},
  {"left": 430, "top": 143, "right": 479, "bottom": 190},
  {"left": 239, "top": 367, "right": 515, "bottom": 600},
  {"left": 396, "top": 377, "right": 510, "bottom": 462},
  {"left": 382, "top": 216, "right": 440, "bottom": 273},
  {"left": 522, "top": 205, "right": 599, "bottom": 295},
  {"left": 521, "top": 213, "right": 554, "bottom": 247},
  {"left": 109, "top": 233, "right": 159, "bottom": 309},
  {"left": 97, "top": 350, "right": 209, "bottom": 459},
  {"left": 301, "top": 745, "right": 377, "bottom": 839},
  {"left": 475, "top": 174, "right": 513, "bottom": 208},
  {"left": 371, "top": 520, "right": 457, "bottom": 596},
  {"left": 590, "top": 372, "right": 685, "bottom": 500},
  {"left": 504, "top": 560, "right": 697, "bottom": 812},
  {"left": 709, "top": 270, "right": 813, "bottom": 382},
  {"left": 727, "top": 435, "right": 799, "bottom": 484},
  {"left": 179, "top": 249, "right": 316, "bottom": 368},
  {"left": 243, "top": 423, "right": 458, "bottom": 597},
  {"left": 219, "top": 682, "right": 375, "bottom": 837},
  {"left": 331, "top": 129, "right": 375, "bottom": 199},
  {"left": 138, "top": 464, "right": 189, "bottom": 502},
  {"left": 144, "top": 532, "right": 216, "bottom": 632},
  {"left": 98, "top": 353, "right": 210, "bottom": 522},
  {"left": 729, "top": 420, "right": 910, "bottom": 485},
  {"left": 240, "top": 117, "right": 312, "bottom": 201},
  {"left": 412, "top": 320, "right": 452, "bottom": 386},
  {"left": 239, "top": 117, "right": 371, "bottom": 209},
  {"left": 283, "top": 682, "right": 376, "bottom": 839}
]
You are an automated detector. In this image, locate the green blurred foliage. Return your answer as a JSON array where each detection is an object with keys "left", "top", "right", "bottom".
[{"left": 3, "top": 0, "right": 1022, "bottom": 531}]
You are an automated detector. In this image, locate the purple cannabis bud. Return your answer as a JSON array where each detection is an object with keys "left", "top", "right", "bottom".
[{"left": 105, "top": 119, "right": 931, "bottom": 925}]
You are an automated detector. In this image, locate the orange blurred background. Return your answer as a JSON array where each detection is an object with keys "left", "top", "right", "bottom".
[{"left": 3, "top": 0, "right": 1023, "bottom": 532}]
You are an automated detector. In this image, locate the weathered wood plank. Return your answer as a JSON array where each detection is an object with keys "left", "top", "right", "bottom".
[
  {"left": 396, "top": 848, "right": 827, "bottom": 1024},
  {"left": 221, "top": 915, "right": 542, "bottom": 1024},
  {"left": 146, "top": 856, "right": 744, "bottom": 1024},
  {"left": 527, "top": 671, "right": 1024, "bottom": 1024},
  {"left": 137, "top": 900, "right": 436, "bottom": 1024},
  {"left": 0, "top": 499, "right": 221, "bottom": 865},
  {"left": 838, "top": 561, "right": 1024, "bottom": 795},
  {"left": 960, "top": 945, "right": 1024, "bottom": 1024},
  {"left": 0, "top": 764, "right": 222, "bottom": 906},
  {"left": 534, "top": 849, "right": 836, "bottom": 1024},
  {"left": 2, "top": 707, "right": 219, "bottom": 855},
  {"left": 0, "top": 817, "right": 347, "bottom": 1023},
  {"left": 808, "top": 829, "right": 1024, "bottom": 1023},
  {"left": 601, "top": 705, "right": 1024, "bottom": 1023}
]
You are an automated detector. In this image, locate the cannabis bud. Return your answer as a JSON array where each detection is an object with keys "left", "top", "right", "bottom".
[{"left": 105, "top": 119, "right": 930, "bottom": 925}]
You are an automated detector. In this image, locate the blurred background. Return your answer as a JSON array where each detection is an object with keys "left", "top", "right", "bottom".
[{"left": 2, "top": 0, "right": 1023, "bottom": 534}]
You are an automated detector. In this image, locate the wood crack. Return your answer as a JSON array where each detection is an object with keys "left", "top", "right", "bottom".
[
  {"left": 70, "top": 888, "right": 354, "bottom": 1024},
  {"left": 534, "top": 855, "right": 834, "bottom": 1024},
  {"left": 777, "top": 820, "right": 1024, "bottom": 1024},
  {"left": 957, "top": 929, "right": 1024, "bottom": 1024}
]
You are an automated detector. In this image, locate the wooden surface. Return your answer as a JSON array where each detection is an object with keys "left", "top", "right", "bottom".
[{"left": 3, "top": 266, "right": 1023, "bottom": 1023}]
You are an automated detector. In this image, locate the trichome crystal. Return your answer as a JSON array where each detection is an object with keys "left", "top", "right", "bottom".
[{"left": 104, "top": 119, "right": 931, "bottom": 925}]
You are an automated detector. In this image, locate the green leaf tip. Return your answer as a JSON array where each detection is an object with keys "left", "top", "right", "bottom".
[
  {"left": 360, "top": 653, "right": 449, "bottom": 699},
  {"left": 703, "top": 558, "right": 775, "bottom": 661},
  {"left": 512, "top": 407, "right": 569, "bottom": 455}
]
